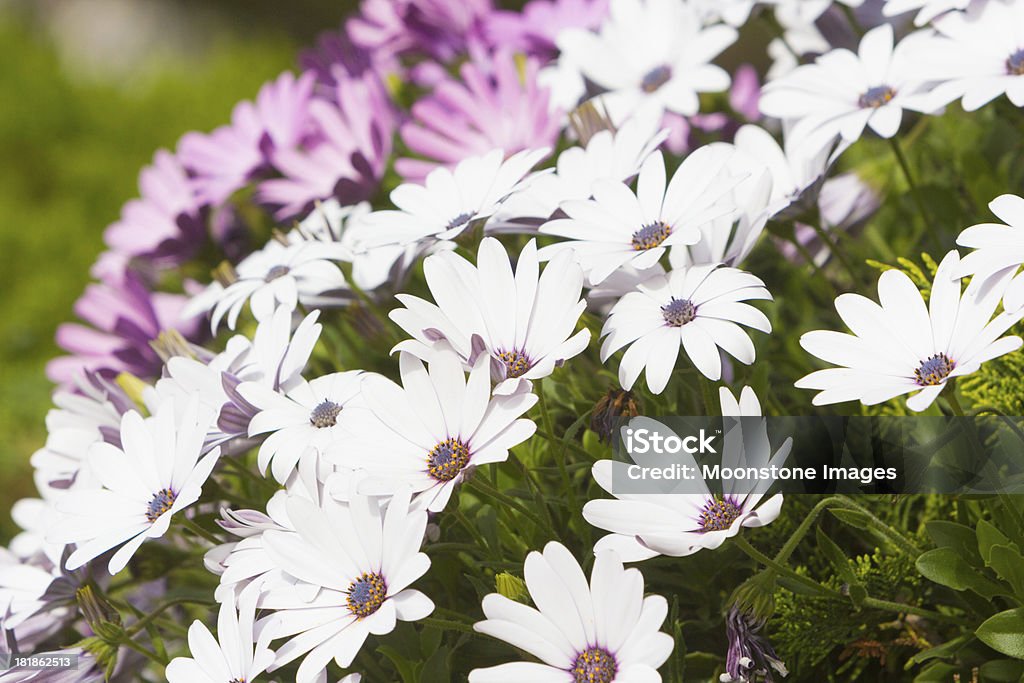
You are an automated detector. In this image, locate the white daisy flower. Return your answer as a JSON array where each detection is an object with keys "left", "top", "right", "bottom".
[
  {"left": 390, "top": 237, "right": 590, "bottom": 395},
  {"left": 540, "top": 147, "right": 745, "bottom": 286},
  {"left": 954, "top": 193, "right": 1024, "bottom": 312},
  {"left": 150, "top": 305, "right": 322, "bottom": 453},
  {"left": 239, "top": 370, "right": 365, "bottom": 484},
  {"left": 882, "top": 0, "right": 971, "bottom": 26},
  {"left": 49, "top": 397, "right": 220, "bottom": 574},
  {"left": 669, "top": 141, "right": 775, "bottom": 269},
  {"left": 469, "top": 541, "right": 674, "bottom": 682},
  {"left": 165, "top": 582, "right": 275, "bottom": 683},
  {"left": 583, "top": 391, "right": 790, "bottom": 561},
  {"left": 258, "top": 486, "right": 433, "bottom": 683},
  {"left": 766, "top": 13, "right": 830, "bottom": 80},
  {"left": 601, "top": 265, "right": 773, "bottom": 391},
  {"left": 355, "top": 148, "right": 549, "bottom": 249},
  {"left": 920, "top": 0, "right": 1024, "bottom": 111},
  {"left": 339, "top": 349, "right": 537, "bottom": 513},
  {"left": 30, "top": 371, "right": 133, "bottom": 492},
  {"left": 730, "top": 124, "right": 846, "bottom": 220},
  {"left": 0, "top": 547, "right": 64, "bottom": 631},
  {"left": 185, "top": 239, "right": 348, "bottom": 332},
  {"left": 760, "top": 24, "right": 939, "bottom": 154},
  {"left": 292, "top": 199, "right": 420, "bottom": 294},
  {"left": 556, "top": 0, "right": 737, "bottom": 119},
  {"left": 491, "top": 109, "right": 668, "bottom": 229},
  {"left": 795, "top": 250, "right": 1024, "bottom": 411},
  {"left": 211, "top": 451, "right": 327, "bottom": 604}
]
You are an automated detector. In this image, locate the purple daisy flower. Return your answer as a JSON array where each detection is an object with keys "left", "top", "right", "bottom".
[
  {"left": 483, "top": 0, "right": 609, "bottom": 58},
  {"left": 347, "top": 0, "right": 494, "bottom": 64},
  {"left": 47, "top": 271, "right": 200, "bottom": 385},
  {"left": 396, "top": 50, "right": 560, "bottom": 182},
  {"left": 102, "top": 149, "right": 205, "bottom": 270},
  {"left": 300, "top": 24, "right": 395, "bottom": 87},
  {"left": 177, "top": 70, "right": 317, "bottom": 207},
  {"left": 258, "top": 70, "right": 395, "bottom": 220}
]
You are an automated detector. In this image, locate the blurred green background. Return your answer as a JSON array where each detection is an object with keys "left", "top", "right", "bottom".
[{"left": 0, "top": 0, "right": 354, "bottom": 539}]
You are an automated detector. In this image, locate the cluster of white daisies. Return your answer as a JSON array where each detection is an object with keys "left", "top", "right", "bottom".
[{"left": 7, "top": 0, "right": 1024, "bottom": 681}]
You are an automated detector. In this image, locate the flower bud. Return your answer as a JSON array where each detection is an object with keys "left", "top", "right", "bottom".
[{"left": 495, "top": 572, "right": 529, "bottom": 603}]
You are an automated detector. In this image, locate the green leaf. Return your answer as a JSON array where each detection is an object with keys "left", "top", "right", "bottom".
[
  {"left": 913, "top": 662, "right": 961, "bottom": 682},
  {"left": 377, "top": 645, "right": 419, "bottom": 683},
  {"left": 978, "top": 519, "right": 1014, "bottom": 565},
  {"left": 830, "top": 508, "right": 871, "bottom": 530},
  {"left": 926, "top": 520, "right": 982, "bottom": 566},
  {"left": 976, "top": 609, "right": 1024, "bottom": 659},
  {"left": 989, "top": 545, "right": 1024, "bottom": 598},
  {"left": 419, "top": 645, "right": 451, "bottom": 682},
  {"left": 979, "top": 659, "right": 1024, "bottom": 682},
  {"left": 907, "top": 634, "right": 972, "bottom": 665},
  {"left": 816, "top": 527, "right": 867, "bottom": 606},
  {"left": 915, "top": 548, "right": 1005, "bottom": 598},
  {"left": 420, "top": 622, "right": 443, "bottom": 659}
]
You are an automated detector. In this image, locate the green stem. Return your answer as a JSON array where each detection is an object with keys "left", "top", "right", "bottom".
[
  {"left": 466, "top": 477, "right": 555, "bottom": 537},
  {"left": 535, "top": 429, "right": 596, "bottom": 461},
  {"left": 126, "top": 597, "right": 214, "bottom": 636},
  {"left": 220, "top": 456, "right": 278, "bottom": 495},
  {"left": 840, "top": 3, "right": 865, "bottom": 36},
  {"left": 888, "top": 136, "right": 933, "bottom": 229},
  {"left": 537, "top": 380, "right": 579, "bottom": 519},
  {"left": 451, "top": 507, "right": 490, "bottom": 552},
  {"left": 859, "top": 597, "right": 959, "bottom": 623},
  {"left": 833, "top": 496, "right": 923, "bottom": 556},
  {"left": 945, "top": 389, "right": 966, "bottom": 417},
  {"left": 774, "top": 496, "right": 846, "bottom": 564},
  {"left": 120, "top": 637, "right": 166, "bottom": 665},
  {"left": 734, "top": 536, "right": 842, "bottom": 599},
  {"left": 809, "top": 204, "right": 859, "bottom": 283},
  {"left": 699, "top": 376, "right": 719, "bottom": 416},
  {"left": 510, "top": 452, "right": 556, "bottom": 531},
  {"left": 181, "top": 518, "right": 222, "bottom": 546},
  {"left": 422, "top": 617, "right": 476, "bottom": 635}
]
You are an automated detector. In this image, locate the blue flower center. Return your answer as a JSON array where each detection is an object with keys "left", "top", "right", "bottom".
[
  {"left": 572, "top": 647, "right": 617, "bottom": 683},
  {"left": 309, "top": 399, "right": 343, "bottom": 428},
  {"left": 699, "top": 497, "right": 742, "bottom": 532},
  {"left": 145, "top": 488, "right": 177, "bottom": 523},
  {"left": 446, "top": 212, "right": 475, "bottom": 231},
  {"left": 662, "top": 297, "right": 697, "bottom": 327},
  {"left": 859, "top": 85, "right": 896, "bottom": 109},
  {"left": 1007, "top": 49, "right": 1024, "bottom": 75},
  {"left": 641, "top": 64, "right": 673, "bottom": 93},
  {"left": 497, "top": 349, "right": 532, "bottom": 378},
  {"left": 631, "top": 221, "right": 672, "bottom": 251},
  {"left": 915, "top": 353, "right": 955, "bottom": 386},
  {"left": 347, "top": 572, "right": 387, "bottom": 618},
  {"left": 427, "top": 437, "right": 471, "bottom": 482},
  {"left": 265, "top": 264, "right": 290, "bottom": 282}
]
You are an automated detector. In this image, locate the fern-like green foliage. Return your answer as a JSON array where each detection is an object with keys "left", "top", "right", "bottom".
[
  {"left": 959, "top": 344, "right": 1024, "bottom": 415},
  {"left": 770, "top": 550, "right": 923, "bottom": 680}
]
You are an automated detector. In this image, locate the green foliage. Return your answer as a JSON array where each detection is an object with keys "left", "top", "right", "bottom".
[
  {"left": 960, "top": 342, "right": 1024, "bottom": 416},
  {"left": 770, "top": 548, "right": 924, "bottom": 679}
]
